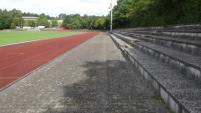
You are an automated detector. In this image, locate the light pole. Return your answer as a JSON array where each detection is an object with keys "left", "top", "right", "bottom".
[
  {"left": 21, "top": 17, "right": 23, "bottom": 28},
  {"left": 110, "top": 0, "right": 113, "bottom": 34}
]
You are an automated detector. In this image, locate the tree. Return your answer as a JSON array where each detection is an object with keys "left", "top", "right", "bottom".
[
  {"left": 112, "top": 0, "right": 133, "bottom": 28},
  {"left": 62, "top": 15, "right": 71, "bottom": 26},
  {"left": 28, "top": 20, "right": 35, "bottom": 27},
  {"left": 0, "top": 9, "right": 4, "bottom": 29},
  {"left": 71, "top": 14, "right": 82, "bottom": 29},
  {"left": 0, "top": 8, "right": 110, "bottom": 30},
  {"left": 62, "top": 14, "right": 84, "bottom": 29},
  {"left": 94, "top": 18, "right": 106, "bottom": 29},
  {"left": 51, "top": 18, "right": 58, "bottom": 27},
  {"left": 10, "top": 17, "right": 20, "bottom": 29},
  {"left": 111, "top": 0, "right": 201, "bottom": 28},
  {"left": 58, "top": 13, "right": 66, "bottom": 19},
  {"left": 9, "top": 8, "right": 22, "bottom": 18},
  {"left": 36, "top": 14, "right": 49, "bottom": 27}
]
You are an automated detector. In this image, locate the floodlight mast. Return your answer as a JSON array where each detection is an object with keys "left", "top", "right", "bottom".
[{"left": 110, "top": 0, "right": 113, "bottom": 34}]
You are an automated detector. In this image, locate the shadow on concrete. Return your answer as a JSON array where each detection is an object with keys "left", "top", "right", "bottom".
[{"left": 43, "top": 60, "right": 167, "bottom": 113}]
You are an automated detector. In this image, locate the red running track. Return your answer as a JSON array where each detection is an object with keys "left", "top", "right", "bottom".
[{"left": 0, "top": 32, "right": 99, "bottom": 90}]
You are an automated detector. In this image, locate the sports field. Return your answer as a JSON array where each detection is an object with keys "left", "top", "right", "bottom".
[
  {"left": 0, "top": 32, "right": 99, "bottom": 90},
  {"left": 0, "top": 31, "right": 84, "bottom": 45}
]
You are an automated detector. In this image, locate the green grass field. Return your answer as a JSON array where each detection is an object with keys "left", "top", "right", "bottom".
[{"left": 0, "top": 31, "right": 84, "bottom": 45}]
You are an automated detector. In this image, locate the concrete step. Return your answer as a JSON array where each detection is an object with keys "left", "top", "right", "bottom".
[
  {"left": 110, "top": 34, "right": 131, "bottom": 51},
  {"left": 129, "top": 30, "right": 201, "bottom": 41},
  {"left": 113, "top": 33, "right": 201, "bottom": 83},
  {"left": 161, "top": 30, "right": 201, "bottom": 33},
  {"left": 162, "top": 24, "right": 201, "bottom": 31},
  {"left": 117, "top": 27, "right": 201, "bottom": 41},
  {"left": 160, "top": 31, "right": 201, "bottom": 41},
  {"left": 113, "top": 33, "right": 139, "bottom": 45},
  {"left": 110, "top": 34, "right": 201, "bottom": 113},
  {"left": 124, "top": 32, "right": 201, "bottom": 56}
]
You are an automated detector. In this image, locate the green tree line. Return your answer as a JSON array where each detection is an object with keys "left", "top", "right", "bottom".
[
  {"left": 0, "top": 8, "right": 56, "bottom": 29},
  {"left": 112, "top": 0, "right": 201, "bottom": 28},
  {"left": 62, "top": 0, "right": 201, "bottom": 29},
  {"left": 0, "top": 9, "right": 21, "bottom": 29},
  {"left": 1, "top": 0, "right": 201, "bottom": 30},
  {"left": 61, "top": 14, "right": 110, "bottom": 29},
  {"left": 0, "top": 8, "right": 109, "bottom": 30}
]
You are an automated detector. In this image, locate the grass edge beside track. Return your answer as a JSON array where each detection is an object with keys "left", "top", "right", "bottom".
[{"left": 0, "top": 31, "right": 85, "bottom": 46}]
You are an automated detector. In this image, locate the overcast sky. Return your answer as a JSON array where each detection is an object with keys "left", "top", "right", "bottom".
[{"left": 0, "top": 0, "right": 117, "bottom": 17}]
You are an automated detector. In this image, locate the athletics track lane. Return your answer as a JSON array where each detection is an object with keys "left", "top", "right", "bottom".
[{"left": 0, "top": 32, "right": 99, "bottom": 90}]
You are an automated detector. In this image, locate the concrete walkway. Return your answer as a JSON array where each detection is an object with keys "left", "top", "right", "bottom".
[{"left": 0, "top": 33, "right": 169, "bottom": 113}]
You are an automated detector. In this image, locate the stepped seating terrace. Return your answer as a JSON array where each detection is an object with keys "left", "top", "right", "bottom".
[{"left": 110, "top": 24, "right": 201, "bottom": 113}]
